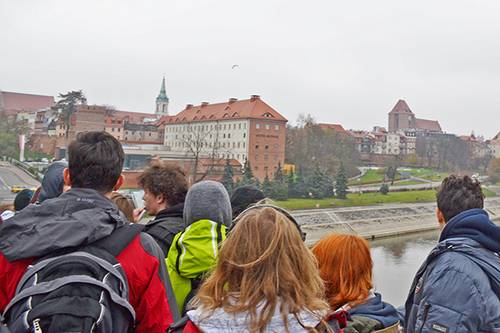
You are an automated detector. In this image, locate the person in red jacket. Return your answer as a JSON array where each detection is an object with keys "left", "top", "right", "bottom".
[{"left": 0, "top": 131, "right": 175, "bottom": 333}]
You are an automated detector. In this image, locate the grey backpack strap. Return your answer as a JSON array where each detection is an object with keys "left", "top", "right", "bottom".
[{"left": 0, "top": 313, "right": 12, "bottom": 333}]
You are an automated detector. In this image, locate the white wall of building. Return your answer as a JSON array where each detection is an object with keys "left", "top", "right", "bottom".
[{"left": 164, "top": 119, "right": 250, "bottom": 165}]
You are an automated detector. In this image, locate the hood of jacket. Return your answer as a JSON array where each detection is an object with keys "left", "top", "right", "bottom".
[
  {"left": 349, "top": 293, "right": 400, "bottom": 328},
  {"left": 183, "top": 181, "right": 232, "bottom": 228},
  {"left": 39, "top": 161, "right": 68, "bottom": 203},
  {"left": 0, "top": 188, "right": 127, "bottom": 261},
  {"left": 187, "top": 303, "right": 324, "bottom": 333},
  {"left": 439, "top": 208, "right": 500, "bottom": 253}
]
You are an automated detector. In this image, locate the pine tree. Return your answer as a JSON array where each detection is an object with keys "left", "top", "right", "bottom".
[
  {"left": 335, "top": 163, "right": 348, "bottom": 199},
  {"left": 306, "top": 164, "right": 332, "bottom": 199},
  {"left": 221, "top": 159, "right": 235, "bottom": 194},
  {"left": 241, "top": 159, "right": 255, "bottom": 186},
  {"left": 262, "top": 174, "right": 273, "bottom": 197},
  {"left": 274, "top": 162, "right": 284, "bottom": 183}
]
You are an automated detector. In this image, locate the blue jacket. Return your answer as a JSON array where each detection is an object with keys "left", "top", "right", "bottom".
[
  {"left": 404, "top": 209, "right": 500, "bottom": 333},
  {"left": 350, "top": 293, "right": 399, "bottom": 328}
]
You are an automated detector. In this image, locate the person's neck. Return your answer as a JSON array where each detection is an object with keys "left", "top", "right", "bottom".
[{"left": 156, "top": 204, "right": 169, "bottom": 214}]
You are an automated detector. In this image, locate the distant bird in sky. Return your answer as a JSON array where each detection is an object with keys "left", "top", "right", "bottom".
[{"left": 232, "top": 64, "right": 239, "bottom": 69}]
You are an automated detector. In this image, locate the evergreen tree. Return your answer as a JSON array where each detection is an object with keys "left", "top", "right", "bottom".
[
  {"left": 241, "top": 159, "right": 256, "bottom": 186},
  {"left": 294, "top": 170, "right": 308, "bottom": 198},
  {"left": 307, "top": 164, "right": 332, "bottom": 199},
  {"left": 379, "top": 183, "right": 390, "bottom": 195},
  {"left": 274, "top": 162, "right": 284, "bottom": 183},
  {"left": 221, "top": 159, "right": 235, "bottom": 194},
  {"left": 335, "top": 163, "right": 348, "bottom": 199},
  {"left": 262, "top": 174, "right": 273, "bottom": 197},
  {"left": 286, "top": 169, "right": 296, "bottom": 197}
]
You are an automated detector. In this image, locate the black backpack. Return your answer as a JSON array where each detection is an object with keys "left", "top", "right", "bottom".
[{"left": 1, "top": 224, "right": 143, "bottom": 333}]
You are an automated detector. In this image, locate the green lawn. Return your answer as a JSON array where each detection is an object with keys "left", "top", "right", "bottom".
[
  {"left": 402, "top": 168, "right": 449, "bottom": 182},
  {"left": 276, "top": 190, "right": 438, "bottom": 210},
  {"left": 276, "top": 187, "right": 497, "bottom": 211},
  {"left": 348, "top": 169, "right": 401, "bottom": 186}
]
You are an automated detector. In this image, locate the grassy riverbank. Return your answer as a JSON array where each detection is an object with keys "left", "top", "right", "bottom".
[{"left": 275, "top": 188, "right": 497, "bottom": 211}]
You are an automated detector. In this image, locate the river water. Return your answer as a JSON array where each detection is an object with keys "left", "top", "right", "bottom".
[{"left": 370, "top": 230, "right": 439, "bottom": 306}]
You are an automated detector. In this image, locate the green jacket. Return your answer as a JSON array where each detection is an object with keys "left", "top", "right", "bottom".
[{"left": 166, "top": 219, "right": 226, "bottom": 313}]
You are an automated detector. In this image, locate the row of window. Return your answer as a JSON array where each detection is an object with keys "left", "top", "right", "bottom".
[
  {"left": 216, "top": 153, "right": 246, "bottom": 160},
  {"left": 172, "top": 141, "right": 246, "bottom": 149},
  {"left": 167, "top": 122, "right": 247, "bottom": 133},
  {"left": 255, "top": 123, "right": 280, "bottom": 130},
  {"left": 255, "top": 154, "right": 279, "bottom": 161},
  {"left": 173, "top": 132, "right": 246, "bottom": 140},
  {"left": 255, "top": 144, "right": 280, "bottom": 150}
]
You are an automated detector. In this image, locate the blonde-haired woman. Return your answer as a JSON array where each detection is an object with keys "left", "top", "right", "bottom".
[{"left": 181, "top": 205, "right": 332, "bottom": 333}]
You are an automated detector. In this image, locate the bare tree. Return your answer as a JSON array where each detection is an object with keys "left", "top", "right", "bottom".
[{"left": 179, "top": 123, "right": 236, "bottom": 182}]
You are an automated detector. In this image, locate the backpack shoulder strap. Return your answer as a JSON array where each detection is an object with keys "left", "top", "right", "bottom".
[
  {"left": 92, "top": 223, "right": 144, "bottom": 257},
  {"left": 167, "top": 315, "right": 189, "bottom": 333}
]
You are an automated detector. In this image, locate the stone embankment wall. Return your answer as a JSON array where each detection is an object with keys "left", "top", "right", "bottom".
[{"left": 297, "top": 198, "right": 500, "bottom": 244}]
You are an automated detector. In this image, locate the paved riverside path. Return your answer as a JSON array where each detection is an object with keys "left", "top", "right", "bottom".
[{"left": 295, "top": 197, "right": 500, "bottom": 244}]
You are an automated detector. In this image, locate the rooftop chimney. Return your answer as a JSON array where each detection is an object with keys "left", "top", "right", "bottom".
[
  {"left": 186, "top": 104, "right": 193, "bottom": 109},
  {"left": 228, "top": 98, "right": 238, "bottom": 104},
  {"left": 250, "top": 95, "right": 260, "bottom": 101},
  {"left": 201, "top": 102, "right": 209, "bottom": 107}
]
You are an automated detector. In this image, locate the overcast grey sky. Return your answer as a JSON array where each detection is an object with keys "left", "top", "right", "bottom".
[{"left": 1, "top": 0, "right": 499, "bottom": 138}]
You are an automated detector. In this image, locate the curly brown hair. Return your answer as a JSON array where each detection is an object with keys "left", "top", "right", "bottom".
[{"left": 138, "top": 161, "right": 188, "bottom": 206}]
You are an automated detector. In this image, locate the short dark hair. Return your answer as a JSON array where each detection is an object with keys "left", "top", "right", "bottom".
[
  {"left": 68, "top": 131, "right": 124, "bottom": 193},
  {"left": 437, "top": 175, "right": 484, "bottom": 222},
  {"left": 138, "top": 161, "right": 188, "bottom": 206}
]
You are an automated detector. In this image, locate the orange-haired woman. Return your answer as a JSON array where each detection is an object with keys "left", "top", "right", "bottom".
[
  {"left": 182, "top": 205, "right": 333, "bottom": 333},
  {"left": 312, "top": 234, "right": 400, "bottom": 333}
]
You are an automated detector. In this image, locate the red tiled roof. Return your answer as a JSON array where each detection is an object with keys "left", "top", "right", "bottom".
[
  {"left": 0, "top": 91, "right": 54, "bottom": 112},
  {"left": 389, "top": 99, "right": 414, "bottom": 115},
  {"left": 493, "top": 132, "right": 500, "bottom": 141},
  {"left": 164, "top": 96, "right": 287, "bottom": 124},
  {"left": 318, "top": 123, "right": 347, "bottom": 134},
  {"left": 415, "top": 118, "right": 442, "bottom": 132}
]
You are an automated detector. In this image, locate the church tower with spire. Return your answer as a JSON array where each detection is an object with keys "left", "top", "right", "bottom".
[{"left": 155, "top": 76, "right": 169, "bottom": 115}]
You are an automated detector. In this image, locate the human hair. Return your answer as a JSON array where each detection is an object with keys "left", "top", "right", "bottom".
[
  {"left": 437, "top": 175, "right": 484, "bottom": 222},
  {"left": 68, "top": 131, "right": 124, "bottom": 193},
  {"left": 312, "top": 234, "right": 373, "bottom": 310},
  {"left": 109, "top": 192, "right": 135, "bottom": 222},
  {"left": 138, "top": 161, "right": 188, "bottom": 206},
  {"left": 195, "top": 207, "right": 328, "bottom": 333}
]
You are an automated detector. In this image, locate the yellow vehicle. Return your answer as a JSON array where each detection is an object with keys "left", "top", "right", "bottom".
[{"left": 10, "top": 185, "right": 29, "bottom": 193}]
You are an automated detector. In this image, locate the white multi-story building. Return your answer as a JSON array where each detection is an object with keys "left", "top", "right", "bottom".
[{"left": 161, "top": 95, "right": 288, "bottom": 180}]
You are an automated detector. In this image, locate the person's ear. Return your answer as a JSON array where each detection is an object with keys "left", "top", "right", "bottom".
[
  {"left": 63, "top": 168, "right": 72, "bottom": 187},
  {"left": 436, "top": 208, "right": 446, "bottom": 229},
  {"left": 113, "top": 174, "right": 124, "bottom": 191}
]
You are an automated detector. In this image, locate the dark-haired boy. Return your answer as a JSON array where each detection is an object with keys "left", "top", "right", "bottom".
[
  {"left": 0, "top": 132, "right": 174, "bottom": 332},
  {"left": 405, "top": 175, "right": 500, "bottom": 332},
  {"left": 137, "top": 161, "right": 188, "bottom": 256}
]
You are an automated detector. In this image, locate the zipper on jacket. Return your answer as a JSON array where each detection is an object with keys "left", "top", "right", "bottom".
[
  {"left": 418, "top": 303, "right": 431, "bottom": 333},
  {"left": 32, "top": 318, "right": 42, "bottom": 333}
]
